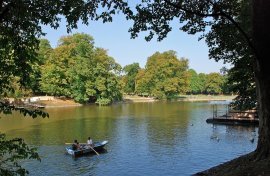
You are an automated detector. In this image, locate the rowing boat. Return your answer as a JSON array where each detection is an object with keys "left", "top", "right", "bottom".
[{"left": 66, "top": 140, "right": 108, "bottom": 157}]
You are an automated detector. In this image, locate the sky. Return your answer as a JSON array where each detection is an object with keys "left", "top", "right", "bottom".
[{"left": 42, "top": 14, "right": 230, "bottom": 74}]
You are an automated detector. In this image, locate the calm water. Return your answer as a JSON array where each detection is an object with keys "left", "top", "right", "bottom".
[{"left": 0, "top": 101, "right": 257, "bottom": 176}]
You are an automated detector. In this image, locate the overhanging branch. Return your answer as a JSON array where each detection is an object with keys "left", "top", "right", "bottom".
[
  {"left": 164, "top": 0, "right": 258, "bottom": 60},
  {"left": 164, "top": 0, "right": 222, "bottom": 17}
]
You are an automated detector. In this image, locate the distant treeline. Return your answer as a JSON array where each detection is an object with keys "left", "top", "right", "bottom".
[
  {"left": 2, "top": 33, "right": 233, "bottom": 105},
  {"left": 122, "top": 54, "right": 231, "bottom": 99}
]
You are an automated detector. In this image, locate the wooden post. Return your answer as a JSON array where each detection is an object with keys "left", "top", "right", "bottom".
[{"left": 212, "top": 104, "right": 214, "bottom": 119}]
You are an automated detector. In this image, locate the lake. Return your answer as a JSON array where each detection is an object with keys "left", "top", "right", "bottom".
[{"left": 0, "top": 101, "right": 257, "bottom": 175}]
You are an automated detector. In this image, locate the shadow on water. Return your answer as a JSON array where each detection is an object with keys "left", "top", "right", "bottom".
[
  {"left": 209, "top": 124, "right": 258, "bottom": 145},
  {"left": 0, "top": 101, "right": 258, "bottom": 176},
  {"left": 67, "top": 149, "right": 108, "bottom": 160}
]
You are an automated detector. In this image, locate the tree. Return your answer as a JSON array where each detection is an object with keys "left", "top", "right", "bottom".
[
  {"left": 1, "top": 1, "right": 129, "bottom": 174},
  {"left": 30, "top": 39, "right": 53, "bottom": 94},
  {"left": 219, "top": 67, "right": 231, "bottom": 95},
  {"left": 204, "top": 0, "right": 256, "bottom": 110},
  {"left": 253, "top": 0, "right": 270, "bottom": 160},
  {"left": 40, "top": 33, "right": 122, "bottom": 105},
  {"left": 205, "top": 73, "right": 224, "bottom": 94},
  {"left": 135, "top": 51, "right": 190, "bottom": 99},
  {"left": 40, "top": 42, "right": 74, "bottom": 96},
  {"left": 0, "top": 0, "right": 131, "bottom": 99},
  {"left": 197, "top": 73, "right": 207, "bottom": 94},
  {"left": 188, "top": 69, "right": 201, "bottom": 94},
  {"left": 93, "top": 48, "right": 123, "bottom": 105},
  {"left": 226, "top": 59, "right": 256, "bottom": 110},
  {"left": 188, "top": 69, "right": 227, "bottom": 95},
  {"left": 1, "top": 0, "right": 270, "bottom": 174},
  {"left": 122, "top": 0, "right": 270, "bottom": 170},
  {"left": 0, "top": 77, "right": 32, "bottom": 99},
  {"left": 122, "top": 63, "right": 140, "bottom": 94},
  {"left": 135, "top": 69, "right": 149, "bottom": 96}
]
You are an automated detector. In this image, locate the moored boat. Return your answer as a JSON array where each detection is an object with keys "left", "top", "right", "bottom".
[{"left": 66, "top": 140, "right": 108, "bottom": 157}]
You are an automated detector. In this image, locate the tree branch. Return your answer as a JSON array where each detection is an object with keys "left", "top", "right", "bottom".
[
  {"left": 164, "top": 0, "right": 258, "bottom": 60},
  {"left": 218, "top": 10, "right": 258, "bottom": 59},
  {"left": 164, "top": 0, "right": 222, "bottom": 17}
]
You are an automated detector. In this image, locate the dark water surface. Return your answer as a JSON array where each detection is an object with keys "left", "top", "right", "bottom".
[{"left": 0, "top": 101, "right": 257, "bottom": 175}]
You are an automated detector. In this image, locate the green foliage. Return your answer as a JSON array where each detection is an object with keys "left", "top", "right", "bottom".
[
  {"left": 1, "top": 2, "right": 130, "bottom": 173},
  {"left": 197, "top": 73, "right": 207, "bottom": 94},
  {"left": 123, "top": 63, "right": 141, "bottom": 93},
  {"left": 188, "top": 69, "right": 201, "bottom": 94},
  {"left": 29, "top": 39, "right": 53, "bottom": 94},
  {"left": 227, "top": 59, "right": 256, "bottom": 110},
  {"left": 0, "top": 0, "right": 131, "bottom": 93},
  {"left": 0, "top": 0, "right": 131, "bottom": 108},
  {"left": 95, "top": 98, "right": 112, "bottom": 106},
  {"left": 0, "top": 102, "right": 48, "bottom": 175},
  {"left": 0, "top": 101, "right": 49, "bottom": 118},
  {"left": 203, "top": 1, "right": 256, "bottom": 109},
  {"left": 126, "top": 0, "right": 256, "bottom": 109},
  {"left": 204, "top": 73, "right": 224, "bottom": 94},
  {"left": 40, "top": 33, "right": 122, "bottom": 105},
  {"left": 219, "top": 67, "right": 231, "bottom": 95},
  {"left": 0, "top": 1, "right": 262, "bottom": 175},
  {"left": 135, "top": 69, "right": 149, "bottom": 95},
  {"left": 135, "top": 51, "right": 190, "bottom": 99},
  {"left": 0, "top": 77, "right": 32, "bottom": 99},
  {"left": 187, "top": 69, "right": 229, "bottom": 95},
  {"left": 0, "top": 133, "right": 40, "bottom": 176}
]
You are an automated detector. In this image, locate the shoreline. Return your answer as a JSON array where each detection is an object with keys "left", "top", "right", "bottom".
[
  {"left": 9, "top": 95, "right": 236, "bottom": 108},
  {"left": 122, "top": 95, "right": 157, "bottom": 103},
  {"left": 123, "top": 95, "right": 236, "bottom": 103},
  {"left": 37, "top": 99, "right": 82, "bottom": 107},
  {"left": 193, "top": 152, "right": 270, "bottom": 176}
]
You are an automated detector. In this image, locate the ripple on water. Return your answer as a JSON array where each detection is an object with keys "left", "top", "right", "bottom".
[{"left": 7, "top": 102, "right": 257, "bottom": 176}]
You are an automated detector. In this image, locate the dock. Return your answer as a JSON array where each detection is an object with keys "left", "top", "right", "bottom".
[
  {"left": 23, "top": 103, "right": 45, "bottom": 109},
  {"left": 16, "top": 103, "right": 45, "bottom": 109},
  {"left": 206, "top": 104, "right": 259, "bottom": 126},
  {"left": 206, "top": 116, "right": 259, "bottom": 126}
]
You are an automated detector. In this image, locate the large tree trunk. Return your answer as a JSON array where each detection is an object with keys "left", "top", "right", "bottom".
[{"left": 253, "top": 0, "right": 270, "bottom": 159}]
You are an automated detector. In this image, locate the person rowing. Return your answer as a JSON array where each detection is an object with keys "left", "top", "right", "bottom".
[
  {"left": 86, "top": 137, "right": 99, "bottom": 155},
  {"left": 72, "top": 139, "right": 81, "bottom": 150},
  {"left": 87, "top": 137, "right": 93, "bottom": 147}
]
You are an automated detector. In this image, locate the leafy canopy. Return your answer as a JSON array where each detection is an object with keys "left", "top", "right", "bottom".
[
  {"left": 1, "top": 1, "right": 130, "bottom": 175},
  {"left": 0, "top": 0, "right": 260, "bottom": 175},
  {"left": 128, "top": 0, "right": 255, "bottom": 109},
  {"left": 122, "top": 63, "right": 141, "bottom": 93},
  {"left": 40, "top": 33, "right": 122, "bottom": 105},
  {"left": 0, "top": 133, "right": 40, "bottom": 176},
  {"left": 135, "top": 51, "right": 190, "bottom": 99}
]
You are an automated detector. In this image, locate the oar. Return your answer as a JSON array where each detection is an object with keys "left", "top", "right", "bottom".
[
  {"left": 89, "top": 145, "right": 100, "bottom": 156},
  {"left": 65, "top": 143, "right": 87, "bottom": 145}
]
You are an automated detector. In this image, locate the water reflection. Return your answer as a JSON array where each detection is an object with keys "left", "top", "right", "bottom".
[{"left": 0, "top": 101, "right": 257, "bottom": 175}]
